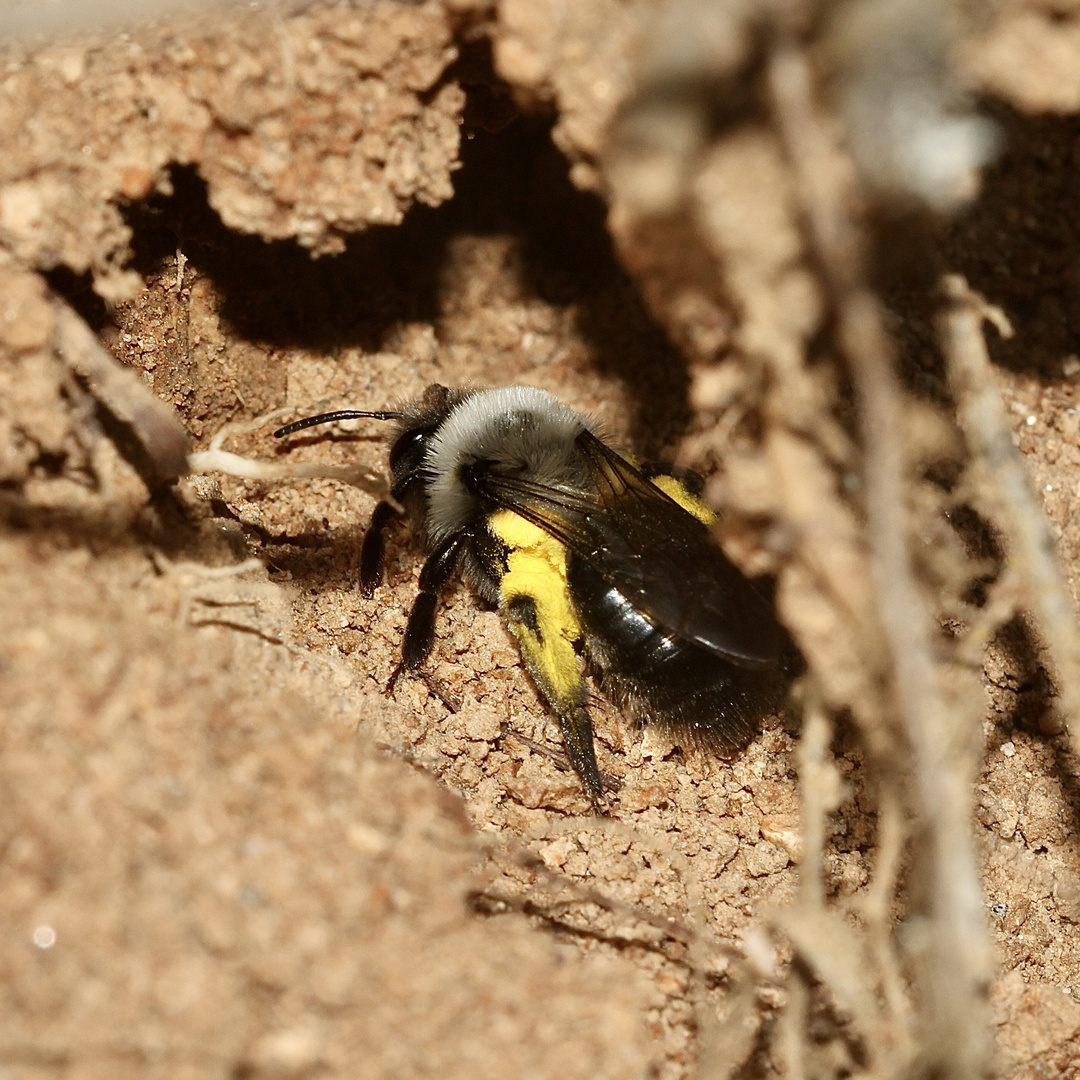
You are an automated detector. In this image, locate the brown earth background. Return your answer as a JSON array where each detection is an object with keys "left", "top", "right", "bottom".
[{"left": 3, "top": 1, "right": 1080, "bottom": 1077}]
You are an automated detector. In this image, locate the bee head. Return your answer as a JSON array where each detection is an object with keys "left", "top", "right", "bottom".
[
  {"left": 275, "top": 384, "right": 593, "bottom": 542},
  {"left": 424, "top": 386, "right": 593, "bottom": 542}
]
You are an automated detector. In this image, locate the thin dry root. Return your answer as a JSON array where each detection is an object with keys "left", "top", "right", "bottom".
[
  {"left": 187, "top": 409, "right": 387, "bottom": 496},
  {"left": 940, "top": 273, "right": 1080, "bottom": 763},
  {"left": 769, "top": 37, "right": 992, "bottom": 1080}
]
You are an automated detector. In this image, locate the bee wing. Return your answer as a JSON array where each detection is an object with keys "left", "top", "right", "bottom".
[{"left": 480, "top": 430, "right": 782, "bottom": 669}]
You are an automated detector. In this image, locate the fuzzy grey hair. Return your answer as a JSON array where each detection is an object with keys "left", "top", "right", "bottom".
[{"left": 424, "top": 386, "right": 595, "bottom": 543}]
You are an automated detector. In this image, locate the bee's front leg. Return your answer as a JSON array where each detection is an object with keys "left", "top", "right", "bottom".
[
  {"left": 359, "top": 475, "right": 417, "bottom": 597},
  {"left": 387, "top": 534, "right": 464, "bottom": 693},
  {"left": 359, "top": 500, "right": 399, "bottom": 597}
]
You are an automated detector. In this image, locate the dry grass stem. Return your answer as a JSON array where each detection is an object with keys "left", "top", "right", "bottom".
[
  {"left": 795, "top": 696, "right": 833, "bottom": 910},
  {"left": 859, "top": 782, "right": 912, "bottom": 1052}
]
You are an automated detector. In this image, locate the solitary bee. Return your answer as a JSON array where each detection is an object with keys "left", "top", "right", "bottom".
[{"left": 275, "top": 384, "right": 787, "bottom": 811}]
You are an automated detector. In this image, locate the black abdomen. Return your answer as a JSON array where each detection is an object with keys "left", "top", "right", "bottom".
[{"left": 567, "top": 556, "right": 784, "bottom": 751}]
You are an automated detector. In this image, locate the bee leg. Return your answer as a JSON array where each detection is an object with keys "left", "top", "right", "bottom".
[
  {"left": 502, "top": 594, "right": 606, "bottom": 813},
  {"left": 387, "top": 534, "right": 463, "bottom": 693},
  {"left": 359, "top": 475, "right": 415, "bottom": 597},
  {"left": 359, "top": 500, "right": 398, "bottom": 597},
  {"left": 558, "top": 707, "right": 606, "bottom": 813}
]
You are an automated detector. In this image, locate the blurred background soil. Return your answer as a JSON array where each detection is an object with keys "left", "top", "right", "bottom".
[{"left": 3, "top": 1, "right": 1080, "bottom": 1077}]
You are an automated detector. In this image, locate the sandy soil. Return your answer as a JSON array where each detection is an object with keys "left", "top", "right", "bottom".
[{"left": 3, "top": 1, "right": 1080, "bottom": 1077}]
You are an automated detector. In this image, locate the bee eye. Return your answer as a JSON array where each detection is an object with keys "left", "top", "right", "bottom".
[{"left": 389, "top": 427, "right": 430, "bottom": 469}]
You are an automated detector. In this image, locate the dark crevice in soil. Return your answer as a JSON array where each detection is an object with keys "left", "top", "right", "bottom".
[
  {"left": 942, "top": 102, "right": 1080, "bottom": 381},
  {"left": 991, "top": 617, "right": 1057, "bottom": 737},
  {"left": 873, "top": 103, "right": 1080, "bottom": 405},
  {"left": 104, "top": 112, "right": 690, "bottom": 456},
  {"left": 43, "top": 264, "right": 110, "bottom": 332},
  {"left": 122, "top": 164, "right": 447, "bottom": 353}
]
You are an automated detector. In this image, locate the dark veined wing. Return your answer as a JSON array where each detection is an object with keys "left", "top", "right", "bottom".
[{"left": 477, "top": 429, "right": 782, "bottom": 669}]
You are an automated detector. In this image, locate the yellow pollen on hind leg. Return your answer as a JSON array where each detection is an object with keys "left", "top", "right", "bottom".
[{"left": 489, "top": 509, "right": 583, "bottom": 706}]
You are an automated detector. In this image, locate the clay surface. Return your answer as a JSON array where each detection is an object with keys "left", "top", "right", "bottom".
[{"left": 3, "top": 2, "right": 1080, "bottom": 1077}]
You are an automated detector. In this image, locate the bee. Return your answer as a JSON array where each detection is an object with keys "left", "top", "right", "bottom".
[{"left": 275, "top": 384, "right": 787, "bottom": 811}]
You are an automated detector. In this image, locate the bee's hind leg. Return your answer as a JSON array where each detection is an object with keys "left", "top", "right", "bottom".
[
  {"left": 558, "top": 706, "right": 607, "bottom": 813},
  {"left": 502, "top": 593, "right": 607, "bottom": 813}
]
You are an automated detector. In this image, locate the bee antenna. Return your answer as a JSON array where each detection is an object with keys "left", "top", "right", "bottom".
[{"left": 273, "top": 410, "right": 404, "bottom": 438}]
